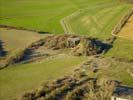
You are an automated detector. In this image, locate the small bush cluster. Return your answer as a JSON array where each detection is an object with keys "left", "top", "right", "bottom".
[
  {"left": 43, "top": 35, "right": 70, "bottom": 50},
  {"left": 72, "top": 37, "right": 111, "bottom": 56},
  {"left": 127, "top": 68, "right": 133, "bottom": 77}
]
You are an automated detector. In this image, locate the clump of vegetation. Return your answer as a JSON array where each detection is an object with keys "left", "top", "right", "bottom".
[
  {"left": 18, "top": 73, "right": 117, "bottom": 100},
  {"left": 86, "top": 79, "right": 116, "bottom": 100},
  {"left": 43, "top": 35, "right": 70, "bottom": 50},
  {"left": 127, "top": 68, "right": 133, "bottom": 77},
  {"left": 72, "top": 37, "right": 111, "bottom": 56},
  {"left": 36, "top": 35, "right": 111, "bottom": 56}
]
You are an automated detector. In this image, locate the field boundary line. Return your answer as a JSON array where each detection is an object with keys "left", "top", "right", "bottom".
[
  {"left": 60, "top": 2, "right": 119, "bottom": 34},
  {"left": 0, "top": 24, "right": 51, "bottom": 34},
  {"left": 111, "top": 8, "right": 133, "bottom": 39},
  {"left": 60, "top": 10, "right": 80, "bottom": 34}
]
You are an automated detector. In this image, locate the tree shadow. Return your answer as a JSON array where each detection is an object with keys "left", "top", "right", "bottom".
[
  {"left": 93, "top": 39, "right": 113, "bottom": 54},
  {"left": 0, "top": 40, "right": 7, "bottom": 57}
]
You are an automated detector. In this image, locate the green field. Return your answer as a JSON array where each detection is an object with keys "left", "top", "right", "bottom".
[
  {"left": 105, "top": 38, "right": 133, "bottom": 60},
  {"left": 88, "top": 60, "right": 133, "bottom": 86},
  {"left": 65, "top": 4, "right": 129, "bottom": 39},
  {"left": 1, "top": 0, "right": 132, "bottom": 60},
  {"left": 0, "top": 56, "right": 86, "bottom": 100},
  {"left": 0, "top": 0, "right": 120, "bottom": 34},
  {"left": 0, "top": 0, "right": 133, "bottom": 99}
]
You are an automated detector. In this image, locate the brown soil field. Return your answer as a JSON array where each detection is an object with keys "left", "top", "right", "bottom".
[{"left": 118, "top": 15, "right": 133, "bottom": 40}]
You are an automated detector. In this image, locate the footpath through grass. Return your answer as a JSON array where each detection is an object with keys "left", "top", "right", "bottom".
[{"left": 0, "top": 55, "right": 86, "bottom": 100}]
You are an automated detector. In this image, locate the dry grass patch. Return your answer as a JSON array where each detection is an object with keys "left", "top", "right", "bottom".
[
  {"left": 0, "top": 28, "right": 46, "bottom": 55},
  {"left": 118, "top": 15, "right": 133, "bottom": 40}
]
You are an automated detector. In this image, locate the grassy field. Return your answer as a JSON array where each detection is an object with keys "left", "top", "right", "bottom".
[
  {"left": 105, "top": 38, "right": 133, "bottom": 60},
  {"left": 105, "top": 8, "right": 133, "bottom": 60},
  {"left": 0, "top": 0, "right": 133, "bottom": 99},
  {"left": 0, "top": 0, "right": 119, "bottom": 34},
  {"left": 65, "top": 4, "right": 130, "bottom": 39},
  {"left": 0, "top": 55, "right": 86, "bottom": 100},
  {"left": 88, "top": 58, "right": 133, "bottom": 86},
  {"left": 60, "top": 0, "right": 133, "bottom": 60},
  {"left": 98, "top": 61, "right": 133, "bottom": 86}
]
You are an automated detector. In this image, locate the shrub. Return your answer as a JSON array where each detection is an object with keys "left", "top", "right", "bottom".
[{"left": 20, "top": 91, "right": 36, "bottom": 100}]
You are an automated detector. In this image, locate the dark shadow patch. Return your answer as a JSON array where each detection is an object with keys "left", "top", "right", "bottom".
[
  {"left": 0, "top": 40, "right": 7, "bottom": 57},
  {"left": 93, "top": 39, "right": 113, "bottom": 54},
  {"left": 21, "top": 48, "right": 34, "bottom": 61},
  {"left": 38, "top": 31, "right": 51, "bottom": 34},
  {"left": 113, "top": 85, "right": 133, "bottom": 98}
]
